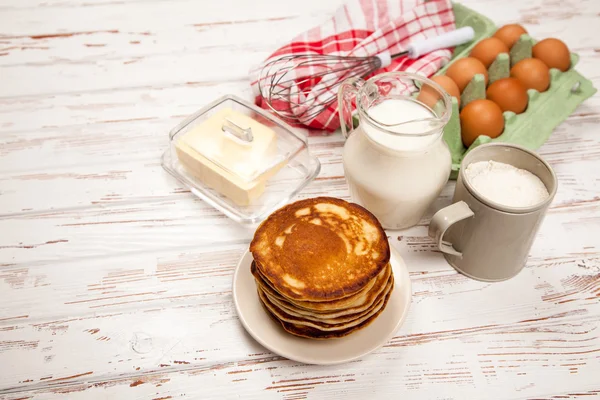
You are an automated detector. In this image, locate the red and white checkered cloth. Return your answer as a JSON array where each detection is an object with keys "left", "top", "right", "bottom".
[{"left": 249, "top": 0, "right": 456, "bottom": 133}]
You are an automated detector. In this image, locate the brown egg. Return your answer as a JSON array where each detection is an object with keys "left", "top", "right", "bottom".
[
  {"left": 445, "top": 57, "right": 489, "bottom": 93},
  {"left": 460, "top": 99, "right": 505, "bottom": 147},
  {"left": 533, "top": 38, "right": 571, "bottom": 72},
  {"left": 470, "top": 37, "right": 509, "bottom": 68},
  {"left": 417, "top": 75, "right": 461, "bottom": 108},
  {"left": 510, "top": 58, "right": 550, "bottom": 92},
  {"left": 493, "top": 24, "right": 528, "bottom": 49},
  {"left": 486, "top": 78, "right": 529, "bottom": 114}
]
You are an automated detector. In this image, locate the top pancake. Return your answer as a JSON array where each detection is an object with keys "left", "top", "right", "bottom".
[{"left": 250, "top": 197, "right": 390, "bottom": 301}]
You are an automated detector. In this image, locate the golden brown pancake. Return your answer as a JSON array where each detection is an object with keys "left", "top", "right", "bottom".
[
  {"left": 252, "top": 261, "right": 391, "bottom": 317},
  {"left": 252, "top": 259, "right": 380, "bottom": 307},
  {"left": 250, "top": 197, "right": 390, "bottom": 301},
  {"left": 258, "top": 274, "right": 394, "bottom": 326},
  {"left": 260, "top": 283, "right": 394, "bottom": 340},
  {"left": 260, "top": 274, "right": 390, "bottom": 321}
]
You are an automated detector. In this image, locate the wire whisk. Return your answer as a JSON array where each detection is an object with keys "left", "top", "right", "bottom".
[{"left": 257, "top": 27, "right": 474, "bottom": 123}]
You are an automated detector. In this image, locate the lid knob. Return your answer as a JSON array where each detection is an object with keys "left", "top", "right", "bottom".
[{"left": 222, "top": 118, "right": 254, "bottom": 143}]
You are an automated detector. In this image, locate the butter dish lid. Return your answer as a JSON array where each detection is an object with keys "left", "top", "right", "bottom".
[{"left": 162, "top": 94, "right": 321, "bottom": 225}]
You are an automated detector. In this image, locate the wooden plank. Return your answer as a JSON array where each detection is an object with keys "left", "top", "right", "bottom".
[
  {"left": 0, "top": 80, "right": 249, "bottom": 136},
  {"left": 0, "top": 0, "right": 597, "bottom": 97},
  {"left": 0, "top": 0, "right": 338, "bottom": 37},
  {"left": 0, "top": 181, "right": 346, "bottom": 265},
  {"left": 0, "top": 15, "right": 598, "bottom": 98},
  {"left": 0, "top": 49, "right": 269, "bottom": 98},
  {"left": 0, "top": 369, "right": 598, "bottom": 400},
  {"left": 0, "top": 163, "right": 598, "bottom": 266},
  {"left": 0, "top": 0, "right": 198, "bottom": 9},
  {"left": 0, "top": 151, "right": 596, "bottom": 227},
  {"left": 0, "top": 80, "right": 599, "bottom": 171},
  {"left": 0, "top": 13, "right": 329, "bottom": 69},
  {"left": 0, "top": 133, "right": 345, "bottom": 215},
  {"left": 0, "top": 246, "right": 598, "bottom": 397}
]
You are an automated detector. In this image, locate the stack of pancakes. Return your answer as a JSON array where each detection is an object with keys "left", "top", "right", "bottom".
[{"left": 250, "top": 197, "right": 393, "bottom": 339}]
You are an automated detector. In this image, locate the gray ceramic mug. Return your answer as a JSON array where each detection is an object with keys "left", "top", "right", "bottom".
[{"left": 428, "top": 143, "right": 558, "bottom": 281}]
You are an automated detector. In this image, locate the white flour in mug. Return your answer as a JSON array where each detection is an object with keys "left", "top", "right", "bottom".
[{"left": 465, "top": 160, "right": 549, "bottom": 207}]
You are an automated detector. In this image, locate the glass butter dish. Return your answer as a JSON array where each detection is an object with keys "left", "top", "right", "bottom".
[{"left": 161, "top": 94, "right": 321, "bottom": 225}]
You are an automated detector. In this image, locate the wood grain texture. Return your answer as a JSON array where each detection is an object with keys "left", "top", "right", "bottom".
[{"left": 1, "top": 0, "right": 599, "bottom": 399}]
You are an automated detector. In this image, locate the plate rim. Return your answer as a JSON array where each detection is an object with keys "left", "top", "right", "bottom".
[{"left": 232, "top": 245, "right": 412, "bottom": 365}]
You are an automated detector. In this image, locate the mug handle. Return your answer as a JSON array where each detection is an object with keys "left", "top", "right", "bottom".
[
  {"left": 428, "top": 201, "right": 474, "bottom": 257},
  {"left": 338, "top": 77, "right": 365, "bottom": 139}
]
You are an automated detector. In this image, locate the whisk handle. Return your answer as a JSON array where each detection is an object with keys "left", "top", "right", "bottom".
[{"left": 407, "top": 26, "right": 475, "bottom": 58}]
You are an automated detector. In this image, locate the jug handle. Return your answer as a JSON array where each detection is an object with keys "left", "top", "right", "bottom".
[{"left": 338, "top": 77, "right": 365, "bottom": 139}]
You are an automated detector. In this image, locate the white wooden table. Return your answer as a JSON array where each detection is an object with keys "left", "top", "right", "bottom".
[{"left": 1, "top": 0, "right": 599, "bottom": 398}]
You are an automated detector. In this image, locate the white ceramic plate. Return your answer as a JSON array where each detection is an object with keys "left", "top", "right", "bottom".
[{"left": 232, "top": 246, "right": 412, "bottom": 365}]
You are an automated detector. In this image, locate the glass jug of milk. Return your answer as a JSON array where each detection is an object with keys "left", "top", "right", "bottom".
[{"left": 338, "top": 72, "right": 452, "bottom": 230}]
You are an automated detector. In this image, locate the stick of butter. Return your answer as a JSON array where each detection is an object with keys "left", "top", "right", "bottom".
[{"left": 175, "top": 108, "right": 279, "bottom": 206}]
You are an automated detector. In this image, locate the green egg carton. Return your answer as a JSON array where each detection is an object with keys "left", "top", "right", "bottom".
[{"left": 438, "top": 2, "right": 597, "bottom": 179}]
